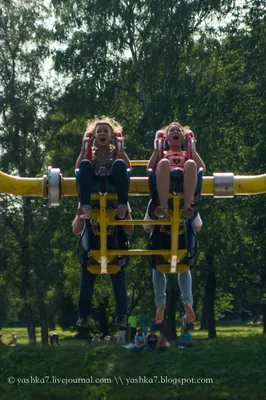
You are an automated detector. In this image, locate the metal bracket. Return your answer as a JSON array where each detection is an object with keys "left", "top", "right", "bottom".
[
  {"left": 47, "top": 166, "right": 61, "bottom": 206},
  {"left": 213, "top": 172, "right": 234, "bottom": 198}
]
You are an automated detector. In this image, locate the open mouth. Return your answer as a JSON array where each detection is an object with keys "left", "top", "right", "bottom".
[
  {"left": 173, "top": 134, "right": 180, "bottom": 140},
  {"left": 100, "top": 136, "right": 106, "bottom": 142}
]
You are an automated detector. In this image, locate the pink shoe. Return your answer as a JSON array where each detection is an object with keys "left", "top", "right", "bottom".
[
  {"left": 184, "top": 302, "right": 195, "bottom": 323},
  {"left": 155, "top": 305, "right": 166, "bottom": 324}
]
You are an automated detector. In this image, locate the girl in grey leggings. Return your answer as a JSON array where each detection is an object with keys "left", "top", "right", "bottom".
[
  {"left": 144, "top": 211, "right": 202, "bottom": 324},
  {"left": 153, "top": 269, "right": 194, "bottom": 324}
]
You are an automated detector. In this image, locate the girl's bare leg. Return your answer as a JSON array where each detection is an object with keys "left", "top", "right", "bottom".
[
  {"left": 155, "top": 305, "right": 166, "bottom": 324},
  {"left": 155, "top": 159, "right": 171, "bottom": 217},
  {"left": 183, "top": 160, "right": 197, "bottom": 217}
]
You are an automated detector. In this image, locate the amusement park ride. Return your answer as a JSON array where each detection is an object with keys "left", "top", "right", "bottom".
[{"left": 1, "top": 131, "right": 266, "bottom": 275}]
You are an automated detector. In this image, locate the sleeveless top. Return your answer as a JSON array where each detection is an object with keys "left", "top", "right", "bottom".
[
  {"left": 163, "top": 150, "right": 188, "bottom": 170},
  {"left": 92, "top": 145, "right": 116, "bottom": 172}
]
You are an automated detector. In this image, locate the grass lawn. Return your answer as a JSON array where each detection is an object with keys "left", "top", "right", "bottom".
[{"left": 0, "top": 323, "right": 265, "bottom": 400}]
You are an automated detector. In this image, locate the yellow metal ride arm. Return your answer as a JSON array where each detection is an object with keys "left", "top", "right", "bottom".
[
  {"left": 2, "top": 167, "right": 266, "bottom": 198},
  {"left": 1, "top": 164, "right": 266, "bottom": 274}
]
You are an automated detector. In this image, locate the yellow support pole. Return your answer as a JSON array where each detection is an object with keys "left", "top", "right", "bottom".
[
  {"left": 99, "top": 195, "right": 108, "bottom": 274},
  {"left": 170, "top": 196, "right": 181, "bottom": 273}
]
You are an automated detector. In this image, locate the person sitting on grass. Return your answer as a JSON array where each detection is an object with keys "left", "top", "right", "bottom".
[
  {"left": 104, "top": 335, "right": 115, "bottom": 344},
  {"left": 146, "top": 329, "right": 158, "bottom": 351},
  {"left": 92, "top": 334, "right": 101, "bottom": 344},
  {"left": 50, "top": 332, "right": 60, "bottom": 346},
  {"left": 177, "top": 324, "right": 192, "bottom": 348},
  {"left": 157, "top": 332, "right": 167, "bottom": 352},
  {"left": 8, "top": 332, "right": 17, "bottom": 347},
  {"left": 131, "top": 328, "right": 146, "bottom": 352}
]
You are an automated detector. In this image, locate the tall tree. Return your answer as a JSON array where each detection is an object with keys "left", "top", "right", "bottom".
[
  {"left": 51, "top": 0, "right": 236, "bottom": 152},
  {"left": 0, "top": 0, "right": 52, "bottom": 343}
]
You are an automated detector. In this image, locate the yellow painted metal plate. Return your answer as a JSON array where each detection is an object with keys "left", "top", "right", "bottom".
[
  {"left": 156, "top": 264, "right": 190, "bottom": 273},
  {"left": 88, "top": 265, "right": 121, "bottom": 274}
]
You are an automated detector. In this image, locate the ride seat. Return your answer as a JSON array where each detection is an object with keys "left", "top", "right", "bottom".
[{"left": 75, "top": 160, "right": 131, "bottom": 271}]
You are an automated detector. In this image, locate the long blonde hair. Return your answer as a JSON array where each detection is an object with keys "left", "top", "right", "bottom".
[{"left": 86, "top": 116, "right": 123, "bottom": 136}]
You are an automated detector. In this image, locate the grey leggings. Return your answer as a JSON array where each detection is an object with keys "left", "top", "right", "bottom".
[{"left": 152, "top": 269, "right": 193, "bottom": 308}]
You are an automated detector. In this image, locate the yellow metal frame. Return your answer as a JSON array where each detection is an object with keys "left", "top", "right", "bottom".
[
  {"left": 2, "top": 161, "right": 266, "bottom": 275},
  {"left": 0, "top": 170, "right": 47, "bottom": 197},
  {"left": 2, "top": 168, "right": 266, "bottom": 197},
  {"left": 87, "top": 193, "right": 188, "bottom": 274}
]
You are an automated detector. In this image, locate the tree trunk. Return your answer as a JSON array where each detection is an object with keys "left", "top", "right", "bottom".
[
  {"left": 40, "top": 301, "right": 49, "bottom": 345},
  {"left": 260, "top": 272, "right": 266, "bottom": 334},
  {"left": 98, "top": 297, "right": 109, "bottom": 336},
  {"left": 164, "top": 275, "right": 179, "bottom": 340},
  {"left": 48, "top": 317, "right": 56, "bottom": 331},
  {"left": 27, "top": 325, "right": 36, "bottom": 345},
  {"left": 263, "top": 303, "right": 266, "bottom": 335},
  {"left": 24, "top": 304, "right": 37, "bottom": 345},
  {"left": 200, "top": 295, "right": 208, "bottom": 330},
  {"left": 206, "top": 270, "right": 216, "bottom": 339},
  {"left": 201, "top": 255, "right": 217, "bottom": 339},
  {"left": 21, "top": 197, "right": 37, "bottom": 344}
]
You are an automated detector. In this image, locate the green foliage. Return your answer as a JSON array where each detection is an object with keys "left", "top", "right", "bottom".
[{"left": 214, "top": 290, "right": 234, "bottom": 320}]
